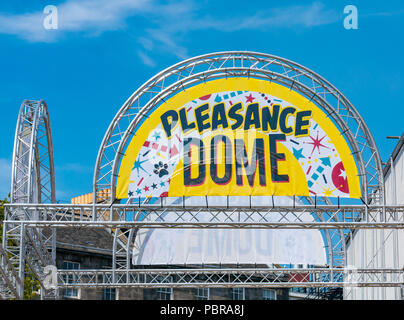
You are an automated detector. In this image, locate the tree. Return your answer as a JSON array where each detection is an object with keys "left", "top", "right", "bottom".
[
  {"left": 0, "top": 197, "right": 6, "bottom": 242},
  {"left": 0, "top": 197, "right": 40, "bottom": 299}
]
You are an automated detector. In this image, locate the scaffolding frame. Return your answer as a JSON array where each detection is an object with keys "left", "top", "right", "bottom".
[
  {"left": 1, "top": 52, "right": 402, "bottom": 299},
  {"left": 91, "top": 51, "right": 388, "bottom": 291},
  {"left": 1, "top": 100, "right": 57, "bottom": 299},
  {"left": 55, "top": 267, "right": 404, "bottom": 289}
]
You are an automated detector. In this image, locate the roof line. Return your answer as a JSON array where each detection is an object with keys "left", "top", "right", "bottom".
[{"left": 383, "top": 132, "right": 404, "bottom": 176}]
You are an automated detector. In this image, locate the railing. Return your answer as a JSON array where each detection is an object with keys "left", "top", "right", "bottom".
[
  {"left": 4, "top": 203, "right": 404, "bottom": 229},
  {"left": 56, "top": 268, "right": 404, "bottom": 289},
  {"left": 2, "top": 203, "right": 404, "bottom": 292}
]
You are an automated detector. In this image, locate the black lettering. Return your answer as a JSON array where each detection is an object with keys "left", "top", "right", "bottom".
[
  {"left": 194, "top": 103, "right": 211, "bottom": 133},
  {"left": 160, "top": 110, "right": 179, "bottom": 138},
  {"left": 179, "top": 108, "right": 196, "bottom": 134},
  {"left": 228, "top": 102, "right": 244, "bottom": 130},
  {"left": 183, "top": 138, "right": 205, "bottom": 186},
  {"left": 262, "top": 105, "right": 280, "bottom": 132},
  {"left": 244, "top": 103, "right": 261, "bottom": 130},
  {"left": 295, "top": 110, "right": 312, "bottom": 136},
  {"left": 269, "top": 134, "right": 289, "bottom": 182},
  {"left": 211, "top": 103, "right": 229, "bottom": 131},
  {"left": 279, "top": 107, "right": 296, "bottom": 134},
  {"left": 210, "top": 135, "right": 232, "bottom": 185},
  {"left": 235, "top": 138, "right": 266, "bottom": 187}
]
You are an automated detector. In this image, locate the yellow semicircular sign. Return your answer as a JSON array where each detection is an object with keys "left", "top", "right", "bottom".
[{"left": 116, "top": 78, "right": 361, "bottom": 199}]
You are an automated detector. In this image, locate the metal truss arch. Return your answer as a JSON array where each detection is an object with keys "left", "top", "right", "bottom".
[
  {"left": 1, "top": 99, "right": 57, "bottom": 300},
  {"left": 94, "top": 51, "right": 384, "bottom": 207},
  {"left": 92, "top": 51, "right": 386, "bottom": 278},
  {"left": 1, "top": 56, "right": 399, "bottom": 299},
  {"left": 10, "top": 99, "right": 56, "bottom": 205}
]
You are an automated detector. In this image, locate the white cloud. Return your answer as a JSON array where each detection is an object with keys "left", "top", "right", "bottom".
[
  {"left": 0, "top": 0, "right": 151, "bottom": 42},
  {"left": 144, "top": 28, "right": 190, "bottom": 60},
  {"left": 0, "top": 1, "right": 340, "bottom": 62},
  {"left": 137, "top": 50, "right": 156, "bottom": 67},
  {"left": 178, "top": 2, "right": 339, "bottom": 32},
  {"left": 0, "top": 11, "right": 48, "bottom": 42},
  {"left": 58, "top": 0, "right": 150, "bottom": 31},
  {"left": 135, "top": 1, "right": 339, "bottom": 63}
]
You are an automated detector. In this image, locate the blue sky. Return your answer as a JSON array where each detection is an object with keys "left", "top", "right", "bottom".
[{"left": 0, "top": 0, "right": 403, "bottom": 201}]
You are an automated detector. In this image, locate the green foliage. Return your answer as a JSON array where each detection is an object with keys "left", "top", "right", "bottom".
[
  {"left": 0, "top": 197, "right": 8, "bottom": 245},
  {"left": 23, "top": 265, "right": 40, "bottom": 300},
  {"left": 1, "top": 197, "right": 41, "bottom": 300}
]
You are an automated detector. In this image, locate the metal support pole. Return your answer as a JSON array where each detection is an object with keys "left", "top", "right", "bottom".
[
  {"left": 390, "top": 156, "right": 399, "bottom": 299},
  {"left": 18, "top": 223, "right": 25, "bottom": 299}
]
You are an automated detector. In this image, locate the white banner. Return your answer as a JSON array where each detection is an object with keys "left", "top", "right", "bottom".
[{"left": 132, "top": 196, "right": 327, "bottom": 266}]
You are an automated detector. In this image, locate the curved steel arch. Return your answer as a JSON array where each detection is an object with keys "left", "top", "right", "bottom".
[
  {"left": 11, "top": 100, "right": 56, "bottom": 204},
  {"left": 2, "top": 99, "right": 57, "bottom": 299},
  {"left": 93, "top": 51, "right": 385, "bottom": 272},
  {"left": 94, "top": 51, "right": 384, "bottom": 206}
]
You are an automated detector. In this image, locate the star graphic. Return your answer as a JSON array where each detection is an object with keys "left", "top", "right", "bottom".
[
  {"left": 307, "top": 132, "right": 329, "bottom": 155},
  {"left": 151, "top": 183, "right": 157, "bottom": 189},
  {"left": 133, "top": 157, "right": 149, "bottom": 176},
  {"left": 144, "top": 185, "right": 149, "bottom": 192},
  {"left": 136, "top": 188, "right": 142, "bottom": 195},
  {"left": 292, "top": 147, "right": 305, "bottom": 160},
  {"left": 245, "top": 93, "right": 255, "bottom": 103},
  {"left": 152, "top": 130, "right": 161, "bottom": 141},
  {"left": 160, "top": 181, "right": 165, "bottom": 187},
  {"left": 320, "top": 186, "right": 337, "bottom": 197},
  {"left": 339, "top": 169, "right": 347, "bottom": 180},
  {"left": 128, "top": 191, "right": 134, "bottom": 197}
]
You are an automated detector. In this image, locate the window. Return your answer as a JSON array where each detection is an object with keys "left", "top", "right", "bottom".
[
  {"left": 102, "top": 288, "right": 116, "bottom": 300},
  {"left": 195, "top": 288, "right": 209, "bottom": 300},
  {"left": 102, "top": 274, "right": 116, "bottom": 300},
  {"left": 231, "top": 288, "right": 245, "bottom": 300},
  {"left": 263, "top": 289, "right": 277, "bottom": 300},
  {"left": 63, "top": 261, "right": 80, "bottom": 270},
  {"left": 156, "top": 276, "right": 172, "bottom": 300},
  {"left": 157, "top": 287, "right": 172, "bottom": 300},
  {"left": 62, "top": 261, "right": 80, "bottom": 298}
]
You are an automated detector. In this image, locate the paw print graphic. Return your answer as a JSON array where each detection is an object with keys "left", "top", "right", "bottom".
[{"left": 154, "top": 161, "right": 169, "bottom": 178}]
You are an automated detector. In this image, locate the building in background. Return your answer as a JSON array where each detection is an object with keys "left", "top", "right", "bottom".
[
  {"left": 345, "top": 134, "right": 404, "bottom": 300},
  {"left": 61, "top": 193, "right": 291, "bottom": 300},
  {"left": 55, "top": 227, "right": 290, "bottom": 300},
  {"left": 59, "top": 135, "right": 404, "bottom": 300}
]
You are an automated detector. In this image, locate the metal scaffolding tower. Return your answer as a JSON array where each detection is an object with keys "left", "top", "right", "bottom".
[
  {"left": 1, "top": 100, "right": 57, "bottom": 299},
  {"left": 1, "top": 52, "right": 403, "bottom": 299}
]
